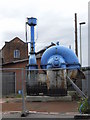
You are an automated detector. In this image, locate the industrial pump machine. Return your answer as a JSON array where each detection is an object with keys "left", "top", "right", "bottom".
[{"left": 26, "top": 17, "right": 85, "bottom": 96}]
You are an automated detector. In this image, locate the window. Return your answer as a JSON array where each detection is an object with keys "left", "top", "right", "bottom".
[{"left": 14, "top": 50, "right": 20, "bottom": 58}]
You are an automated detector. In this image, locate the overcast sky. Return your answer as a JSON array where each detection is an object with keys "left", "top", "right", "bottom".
[{"left": 0, "top": 0, "right": 89, "bottom": 66}]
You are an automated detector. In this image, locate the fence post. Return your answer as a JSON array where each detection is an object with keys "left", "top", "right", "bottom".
[
  {"left": 87, "top": 70, "right": 90, "bottom": 109},
  {"left": 0, "top": 52, "right": 2, "bottom": 119},
  {"left": 21, "top": 68, "right": 27, "bottom": 117},
  {"left": 88, "top": 2, "right": 90, "bottom": 110},
  {"left": 15, "top": 72, "right": 16, "bottom": 95}
]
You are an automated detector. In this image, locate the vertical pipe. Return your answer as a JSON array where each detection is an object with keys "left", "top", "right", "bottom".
[
  {"left": 75, "top": 13, "right": 78, "bottom": 57},
  {"left": 31, "top": 26, "right": 35, "bottom": 52},
  {"left": 25, "top": 22, "right": 27, "bottom": 42},
  {"left": 79, "top": 22, "right": 86, "bottom": 66},
  {"left": 69, "top": 45, "right": 71, "bottom": 49},
  {"left": 80, "top": 24, "right": 82, "bottom": 66}
]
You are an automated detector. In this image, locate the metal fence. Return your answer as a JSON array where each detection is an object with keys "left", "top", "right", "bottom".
[
  {"left": 1, "top": 67, "right": 90, "bottom": 115},
  {"left": 1, "top": 68, "right": 71, "bottom": 96},
  {"left": 2, "top": 72, "right": 15, "bottom": 96},
  {"left": 1, "top": 68, "right": 89, "bottom": 96},
  {"left": 1, "top": 68, "right": 25, "bottom": 97}
]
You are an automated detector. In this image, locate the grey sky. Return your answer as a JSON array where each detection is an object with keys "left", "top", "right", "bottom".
[{"left": 0, "top": 0, "right": 89, "bottom": 66}]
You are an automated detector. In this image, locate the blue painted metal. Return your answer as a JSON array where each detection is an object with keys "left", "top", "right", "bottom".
[
  {"left": 47, "top": 55, "right": 66, "bottom": 69},
  {"left": 27, "top": 17, "right": 37, "bottom": 26},
  {"left": 27, "top": 17, "right": 37, "bottom": 70},
  {"left": 30, "top": 26, "right": 35, "bottom": 52},
  {"left": 41, "top": 45, "right": 80, "bottom": 69},
  {"left": 28, "top": 54, "right": 37, "bottom": 70},
  {"left": 27, "top": 17, "right": 37, "bottom": 52}
]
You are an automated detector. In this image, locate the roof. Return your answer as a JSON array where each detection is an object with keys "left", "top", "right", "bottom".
[
  {"left": 1, "top": 37, "right": 27, "bottom": 51},
  {"left": 9, "top": 37, "right": 26, "bottom": 44},
  {"left": 36, "top": 43, "right": 56, "bottom": 55},
  {"left": 2, "top": 58, "right": 28, "bottom": 65}
]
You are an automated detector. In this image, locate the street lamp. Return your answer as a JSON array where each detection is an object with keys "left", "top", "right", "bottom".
[{"left": 79, "top": 22, "right": 86, "bottom": 66}]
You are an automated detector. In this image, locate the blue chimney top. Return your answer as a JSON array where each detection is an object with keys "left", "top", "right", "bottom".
[{"left": 27, "top": 17, "right": 37, "bottom": 26}]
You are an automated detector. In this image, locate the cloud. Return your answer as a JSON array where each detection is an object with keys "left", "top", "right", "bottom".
[{"left": 0, "top": 0, "right": 88, "bottom": 66}]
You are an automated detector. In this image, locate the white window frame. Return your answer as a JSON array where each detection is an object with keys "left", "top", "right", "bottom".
[{"left": 14, "top": 50, "right": 20, "bottom": 58}]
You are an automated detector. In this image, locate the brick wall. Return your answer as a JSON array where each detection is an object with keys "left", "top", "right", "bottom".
[
  {"left": 2, "top": 60, "right": 28, "bottom": 93},
  {"left": 2, "top": 37, "right": 28, "bottom": 63}
]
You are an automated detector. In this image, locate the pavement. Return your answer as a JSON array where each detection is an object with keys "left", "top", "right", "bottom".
[
  {"left": 2, "top": 111, "right": 90, "bottom": 119},
  {"left": 2, "top": 111, "right": 78, "bottom": 118},
  {"left": 1, "top": 98, "right": 90, "bottom": 119}
]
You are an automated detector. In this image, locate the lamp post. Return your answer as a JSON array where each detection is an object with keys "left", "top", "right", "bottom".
[{"left": 79, "top": 22, "right": 86, "bottom": 66}]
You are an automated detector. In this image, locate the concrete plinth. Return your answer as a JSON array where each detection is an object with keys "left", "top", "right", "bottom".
[{"left": 26, "top": 95, "right": 72, "bottom": 102}]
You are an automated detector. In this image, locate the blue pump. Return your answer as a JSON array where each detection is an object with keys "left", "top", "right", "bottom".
[
  {"left": 41, "top": 44, "right": 80, "bottom": 69},
  {"left": 26, "top": 17, "right": 84, "bottom": 97}
]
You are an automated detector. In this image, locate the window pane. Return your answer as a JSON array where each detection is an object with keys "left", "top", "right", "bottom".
[{"left": 14, "top": 50, "right": 20, "bottom": 58}]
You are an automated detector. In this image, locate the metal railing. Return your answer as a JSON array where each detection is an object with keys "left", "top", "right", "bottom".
[{"left": 0, "top": 67, "right": 90, "bottom": 116}]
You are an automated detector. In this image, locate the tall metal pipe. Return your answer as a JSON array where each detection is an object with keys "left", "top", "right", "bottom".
[
  {"left": 31, "top": 25, "right": 35, "bottom": 52},
  {"left": 27, "top": 17, "right": 37, "bottom": 53},
  {"left": 79, "top": 22, "right": 86, "bottom": 66},
  {"left": 75, "top": 13, "right": 78, "bottom": 57},
  {"left": 27, "top": 17, "right": 37, "bottom": 70},
  {"left": 26, "top": 17, "right": 38, "bottom": 95}
]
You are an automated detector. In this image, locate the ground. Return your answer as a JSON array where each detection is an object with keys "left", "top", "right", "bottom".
[
  {"left": 1, "top": 98, "right": 78, "bottom": 113},
  {"left": 1, "top": 98, "right": 90, "bottom": 119}
]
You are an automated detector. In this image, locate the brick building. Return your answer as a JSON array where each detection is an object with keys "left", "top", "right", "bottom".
[
  {"left": 1, "top": 37, "right": 28, "bottom": 94},
  {"left": 2, "top": 37, "right": 28, "bottom": 64}
]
